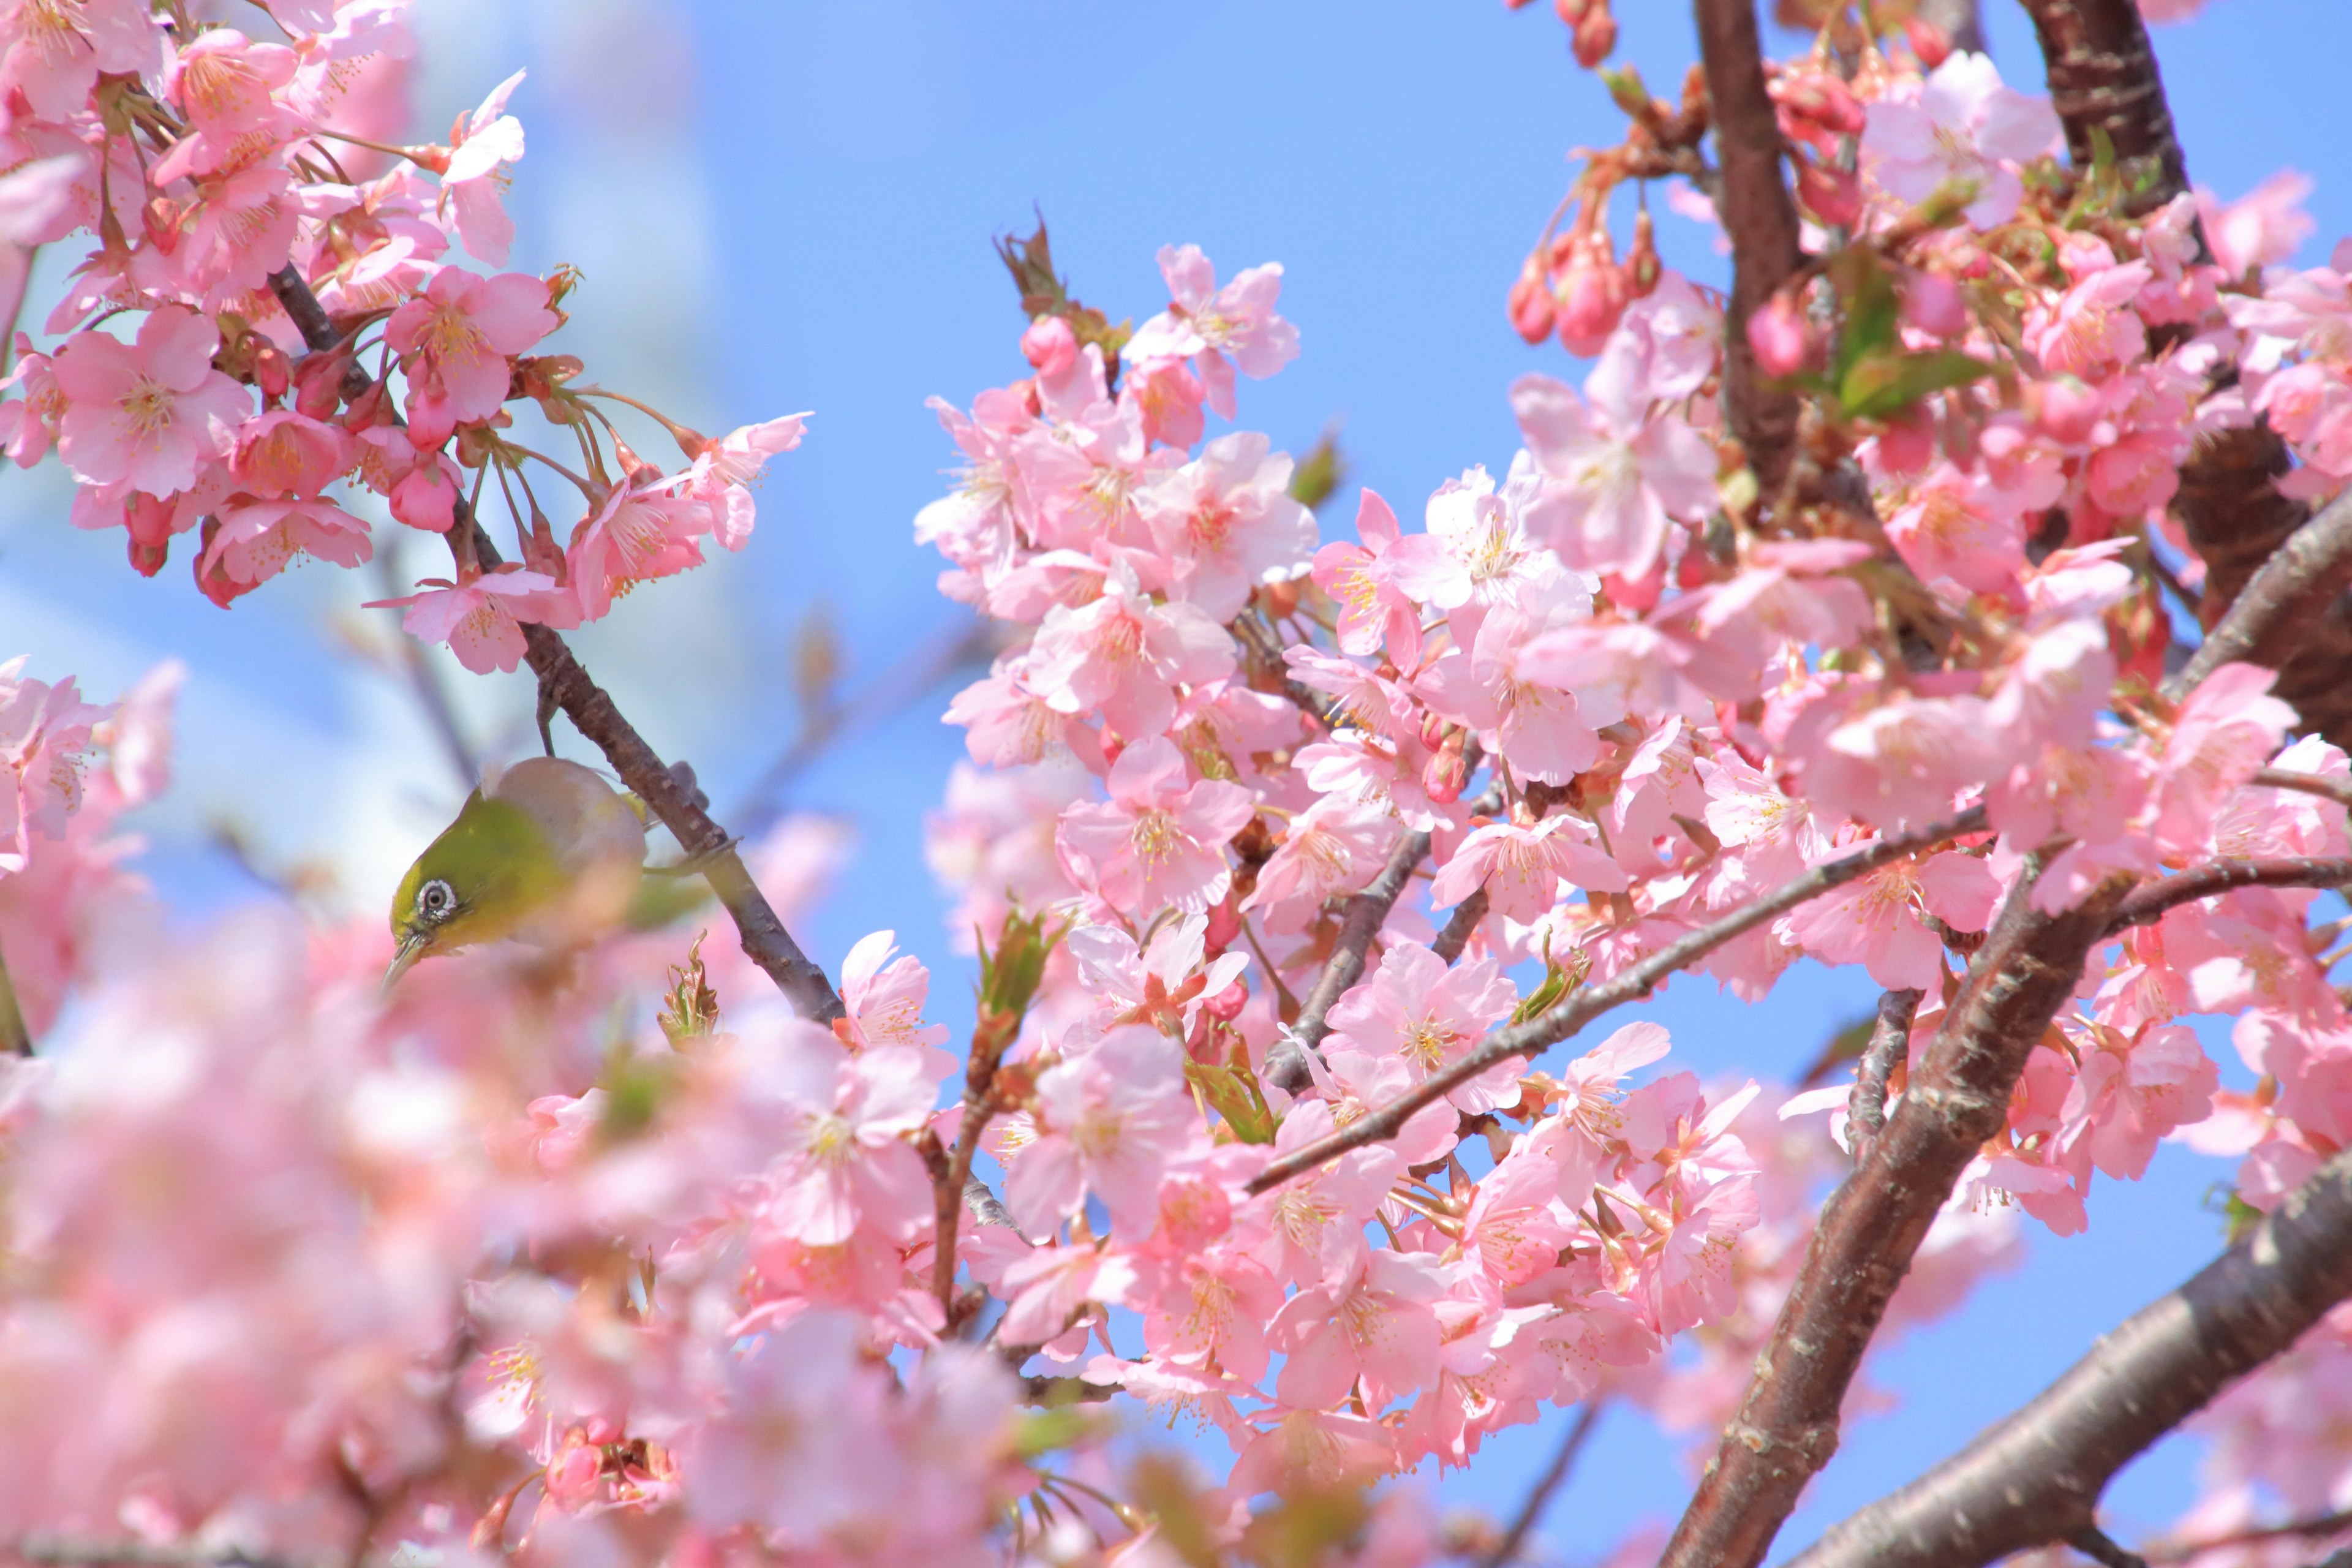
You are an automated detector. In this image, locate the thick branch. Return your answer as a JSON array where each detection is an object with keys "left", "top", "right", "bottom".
[
  {"left": 1433, "top": 886, "right": 1491, "bottom": 963},
  {"left": 1242, "top": 805, "right": 1987, "bottom": 1196},
  {"left": 1265, "top": 825, "right": 1434, "bottom": 1093},
  {"left": 2103, "top": 856, "right": 2352, "bottom": 935},
  {"left": 2014, "top": 0, "right": 2188, "bottom": 213},
  {"left": 1657, "top": 859, "right": 2127, "bottom": 1568},
  {"left": 2166, "top": 488, "right": 2352, "bottom": 701},
  {"left": 1694, "top": 0, "right": 1803, "bottom": 500},
  {"left": 266, "top": 268, "right": 846, "bottom": 1023},
  {"left": 1785, "top": 1142, "right": 2352, "bottom": 1568}
]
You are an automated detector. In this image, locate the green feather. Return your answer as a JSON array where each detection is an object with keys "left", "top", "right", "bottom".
[{"left": 389, "top": 793, "right": 567, "bottom": 962}]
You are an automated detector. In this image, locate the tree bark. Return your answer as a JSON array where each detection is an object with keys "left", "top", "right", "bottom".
[{"left": 1785, "top": 1143, "right": 2352, "bottom": 1568}]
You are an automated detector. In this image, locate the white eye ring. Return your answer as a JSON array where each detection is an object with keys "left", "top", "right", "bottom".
[{"left": 418, "top": 878, "right": 456, "bottom": 921}]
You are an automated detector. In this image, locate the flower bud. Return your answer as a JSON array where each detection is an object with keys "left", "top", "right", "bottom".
[
  {"left": 1422, "top": 731, "right": 1469, "bottom": 804},
  {"left": 1204, "top": 897, "right": 1243, "bottom": 954},
  {"left": 1554, "top": 232, "right": 1626, "bottom": 356},
  {"left": 392, "top": 458, "right": 458, "bottom": 533},
  {"left": 1552, "top": 0, "right": 1591, "bottom": 22},
  {"left": 1793, "top": 159, "right": 1862, "bottom": 227},
  {"left": 1202, "top": 976, "right": 1248, "bottom": 1023},
  {"left": 1904, "top": 16, "right": 1954, "bottom": 70},
  {"left": 1572, "top": 4, "right": 1617, "bottom": 67},
  {"left": 1020, "top": 314, "right": 1077, "bottom": 376},
  {"left": 252, "top": 342, "right": 292, "bottom": 400},
  {"left": 1509, "top": 260, "right": 1556, "bottom": 344},
  {"left": 1900, "top": 270, "right": 1967, "bottom": 339},
  {"left": 1746, "top": 290, "right": 1811, "bottom": 378},
  {"left": 141, "top": 196, "right": 180, "bottom": 254},
  {"left": 1626, "top": 208, "right": 1661, "bottom": 297}
]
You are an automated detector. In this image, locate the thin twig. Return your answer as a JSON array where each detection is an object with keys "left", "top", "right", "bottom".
[
  {"left": 728, "top": 618, "right": 995, "bottom": 837},
  {"left": 1265, "top": 825, "right": 1434, "bottom": 1094},
  {"left": 2146, "top": 1509, "right": 2352, "bottom": 1564},
  {"left": 1847, "top": 987, "right": 1920, "bottom": 1164},
  {"left": 1243, "top": 805, "right": 1988, "bottom": 1196},
  {"left": 2069, "top": 1526, "right": 2154, "bottom": 1568},
  {"left": 1785, "top": 1140, "right": 2352, "bottom": 1568},
  {"left": 1479, "top": 1403, "right": 1604, "bottom": 1568},
  {"left": 2103, "top": 858, "right": 2352, "bottom": 935},
  {"left": 2251, "top": 767, "right": 2352, "bottom": 813},
  {"left": 1432, "top": 886, "right": 1490, "bottom": 963}
]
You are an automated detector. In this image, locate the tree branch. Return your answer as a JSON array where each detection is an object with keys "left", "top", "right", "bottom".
[
  {"left": 267, "top": 268, "right": 846, "bottom": 1023},
  {"left": 2166, "top": 488, "right": 2352, "bottom": 702},
  {"left": 1265, "top": 825, "right": 1434, "bottom": 1093},
  {"left": 1242, "top": 805, "right": 1988, "bottom": 1196},
  {"left": 1847, "top": 987, "right": 1921, "bottom": 1162},
  {"left": 2103, "top": 856, "right": 2352, "bottom": 935},
  {"left": 1694, "top": 0, "right": 1804, "bottom": 502},
  {"left": 1479, "top": 1401, "right": 1604, "bottom": 1568},
  {"left": 1784, "top": 1141, "right": 2352, "bottom": 1568},
  {"left": 2013, "top": 0, "right": 2188, "bottom": 214},
  {"left": 1433, "top": 886, "right": 1491, "bottom": 963},
  {"left": 1657, "top": 857, "right": 2128, "bottom": 1568}
]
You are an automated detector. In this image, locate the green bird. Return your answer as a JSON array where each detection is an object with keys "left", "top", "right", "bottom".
[{"left": 386, "top": 756, "right": 651, "bottom": 989}]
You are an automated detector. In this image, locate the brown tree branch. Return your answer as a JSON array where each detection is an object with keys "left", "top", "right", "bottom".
[
  {"left": 1265, "top": 825, "right": 1434, "bottom": 1093},
  {"left": 2014, "top": 0, "right": 2188, "bottom": 214},
  {"left": 1656, "top": 859, "right": 2128, "bottom": 1568},
  {"left": 2148, "top": 1510, "right": 2352, "bottom": 1565},
  {"left": 1242, "top": 805, "right": 1988, "bottom": 1196},
  {"left": 2103, "top": 856, "right": 2352, "bottom": 935},
  {"left": 1847, "top": 986, "right": 1921, "bottom": 1163},
  {"left": 267, "top": 268, "right": 846, "bottom": 1023},
  {"left": 1433, "top": 886, "right": 1491, "bottom": 963},
  {"left": 1783, "top": 1141, "right": 2352, "bottom": 1568},
  {"left": 1694, "top": 0, "right": 1804, "bottom": 502},
  {"left": 2166, "top": 488, "right": 2352, "bottom": 702},
  {"left": 1479, "top": 1401, "right": 1604, "bottom": 1568}
]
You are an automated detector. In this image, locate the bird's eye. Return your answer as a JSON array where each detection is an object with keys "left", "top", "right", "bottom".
[{"left": 418, "top": 878, "right": 456, "bottom": 921}]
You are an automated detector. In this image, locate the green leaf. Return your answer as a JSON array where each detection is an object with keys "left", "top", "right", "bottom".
[
  {"left": 1838, "top": 346, "right": 1995, "bottom": 421},
  {"left": 1186, "top": 1060, "right": 1277, "bottom": 1144}
]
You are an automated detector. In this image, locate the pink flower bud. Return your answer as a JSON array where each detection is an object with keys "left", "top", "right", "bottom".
[
  {"left": 392, "top": 459, "right": 458, "bottom": 533},
  {"left": 1202, "top": 976, "right": 1248, "bottom": 1023},
  {"left": 1555, "top": 233, "right": 1626, "bottom": 356},
  {"left": 1422, "top": 733, "right": 1469, "bottom": 804},
  {"left": 1900, "top": 270, "right": 1967, "bottom": 338},
  {"left": 1572, "top": 4, "right": 1617, "bottom": 67},
  {"left": 1552, "top": 0, "right": 1591, "bottom": 23},
  {"left": 1904, "top": 16, "right": 1953, "bottom": 69},
  {"left": 1204, "top": 897, "right": 1243, "bottom": 953},
  {"left": 1020, "top": 315, "right": 1077, "bottom": 376},
  {"left": 1509, "top": 262, "right": 1556, "bottom": 344},
  {"left": 1794, "top": 159, "right": 1862, "bottom": 227},
  {"left": 1747, "top": 291, "right": 1811, "bottom": 378}
]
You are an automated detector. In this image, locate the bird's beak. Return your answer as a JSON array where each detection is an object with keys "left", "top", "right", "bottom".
[{"left": 383, "top": 931, "right": 431, "bottom": 994}]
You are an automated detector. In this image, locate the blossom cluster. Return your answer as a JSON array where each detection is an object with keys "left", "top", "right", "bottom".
[
  {"left": 2, "top": 0, "right": 2351, "bottom": 1564},
  {"left": 0, "top": 0, "right": 805, "bottom": 673}
]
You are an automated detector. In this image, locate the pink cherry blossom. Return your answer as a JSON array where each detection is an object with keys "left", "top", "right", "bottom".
[
  {"left": 1430, "top": 810, "right": 1630, "bottom": 922},
  {"left": 0, "top": 660, "right": 110, "bottom": 876},
  {"left": 1324, "top": 941, "right": 1519, "bottom": 1112},
  {"left": 1777, "top": 848, "right": 1999, "bottom": 989},
  {"left": 838, "top": 930, "right": 951, "bottom": 1055},
  {"left": 1023, "top": 571, "right": 1235, "bottom": 741},
  {"left": 365, "top": 567, "right": 574, "bottom": 674},
  {"left": 1511, "top": 365, "right": 1716, "bottom": 579},
  {"left": 750, "top": 1030, "right": 938, "bottom": 1246},
  {"left": 1266, "top": 1248, "right": 1449, "bottom": 1411},
  {"left": 1860, "top": 51, "right": 2060, "bottom": 228},
  {"left": 1004, "top": 1025, "right": 1200, "bottom": 1237},
  {"left": 441, "top": 69, "right": 527, "bottom": 264},
  {"left": 1125, "top": 244, "right": 1300, "bottom": 419},
  {"left": 383, "top": 267, "right": 559, "bottom": 447},
  {"left": 51, "top": 308, "right": 251, "bottom": 497},
  {"left": 1311, "top": 488, "right": 1449, "bottom": 666},
  {"left": 1134, "top": 430, "right": 1316, "bottom": 619},
  {"left": 683, "top": 412, "right": 809, "bottom": 550},
  {"left": 1055, "top": 736, "right": 1256, "bottom": 916}
]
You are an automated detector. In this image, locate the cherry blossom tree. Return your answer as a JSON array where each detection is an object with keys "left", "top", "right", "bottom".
[{"left": 4, "top": 0, "right": 2352, "bottom": 1566}]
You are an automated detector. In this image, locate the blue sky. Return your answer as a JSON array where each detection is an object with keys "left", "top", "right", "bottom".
[{"left": 4, "top": 0, "right": 2347, "bottom": 1559}]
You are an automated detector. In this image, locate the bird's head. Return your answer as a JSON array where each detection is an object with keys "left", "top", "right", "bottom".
[{"left": 386, "top": 793, "right": 564, "bottom": 989}]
